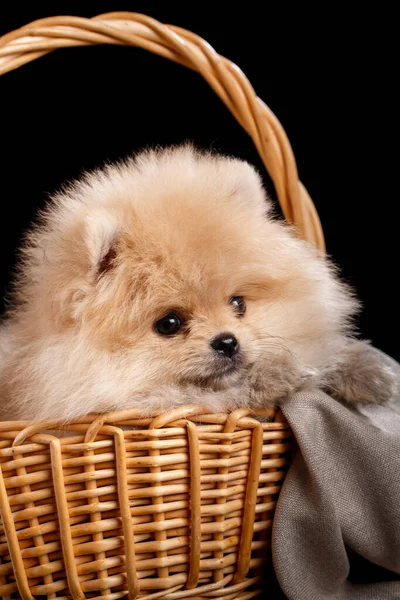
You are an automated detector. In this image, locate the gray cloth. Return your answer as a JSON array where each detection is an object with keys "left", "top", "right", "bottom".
[{"left": 272, "top": 368, "right": 400, "bottom": 599}]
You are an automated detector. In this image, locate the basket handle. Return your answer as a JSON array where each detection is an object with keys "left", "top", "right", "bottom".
[{"left": 0, "top": 11, "right": 324, "bottom": 251}]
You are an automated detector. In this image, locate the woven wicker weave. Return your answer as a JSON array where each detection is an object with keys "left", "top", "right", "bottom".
[
  {"left": 0, "top": 408, "right": 292, "bottom": 600},
  {"left": 0, "top": 11, "right": 324, "bottom": 600}
]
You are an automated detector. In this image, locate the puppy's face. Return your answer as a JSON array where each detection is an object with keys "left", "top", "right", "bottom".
[
  {"left": 77, "top": 161, "right": 277, "bottom": 391},
  {"left": 25, "top": 147, "right": 353, "bottom": 398},
  {"left": 93, "top": 251, "right": 264, "bottom": 391}
]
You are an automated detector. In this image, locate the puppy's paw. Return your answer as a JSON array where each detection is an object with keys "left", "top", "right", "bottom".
[
  {"left": 324, "top": 341, "right": 398, "bottom": 406},
  {"left": 338, "top": 364, "right": 397, "bottom": 406},
  {"left": 247, "top": 355, "right": 309, "bottom": 407}
]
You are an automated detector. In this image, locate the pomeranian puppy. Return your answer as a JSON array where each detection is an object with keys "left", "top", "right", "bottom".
[{"left": 0, "top": 145, "right": 395, "bottom": 422}]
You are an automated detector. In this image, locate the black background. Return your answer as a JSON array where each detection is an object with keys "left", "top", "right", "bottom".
[{"left": 0, "top": 4, "right": 398, "bottom": 361}]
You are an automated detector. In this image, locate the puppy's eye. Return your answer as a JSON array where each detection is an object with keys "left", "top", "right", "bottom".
[
  {"left": 229, "top": 296, "right": 246, "bottom": 317},
  {"left": 155, "top": 312, "right": 183, "bottom": 336}
]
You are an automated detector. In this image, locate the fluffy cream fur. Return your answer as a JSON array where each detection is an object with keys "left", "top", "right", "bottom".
[{"left": 0, "top": 145, "right": 392, "bottom": 422}]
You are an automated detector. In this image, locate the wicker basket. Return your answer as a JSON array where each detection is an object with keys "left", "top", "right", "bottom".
[{"left": 0, "top": 12, "right": 324, "bottom": 600}]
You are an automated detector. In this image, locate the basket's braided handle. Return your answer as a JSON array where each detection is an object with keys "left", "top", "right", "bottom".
[{"left": 0, "top": 12, "right": 325, "bottom": 251}]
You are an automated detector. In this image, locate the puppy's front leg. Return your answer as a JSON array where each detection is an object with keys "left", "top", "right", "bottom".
[
  {"left": 138, "top": 383, "right": 252, "bottom": 414},
  {"left": 247, "top": 353, "right": 310, "bottom": 407},
  {"left": 322, "top": 340, "right": 397, "bottom": 405}
]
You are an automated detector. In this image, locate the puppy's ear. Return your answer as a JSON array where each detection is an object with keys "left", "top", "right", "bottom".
[
  {"left": 229, "top": 160, "right": 272, "bottom": 217},
  {"left": 48, "top": 211, "right": 121, "bottom": 326},
  {"left": 85, "top": 212, "right": 119, "bottom": 279},
  {"left": 98, "top": 244, "right": 117, "bottom": 278}
]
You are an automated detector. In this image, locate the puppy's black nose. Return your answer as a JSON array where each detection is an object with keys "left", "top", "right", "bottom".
[{"left": 211, "top": 333, "right": 240, "bottom": 359}]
